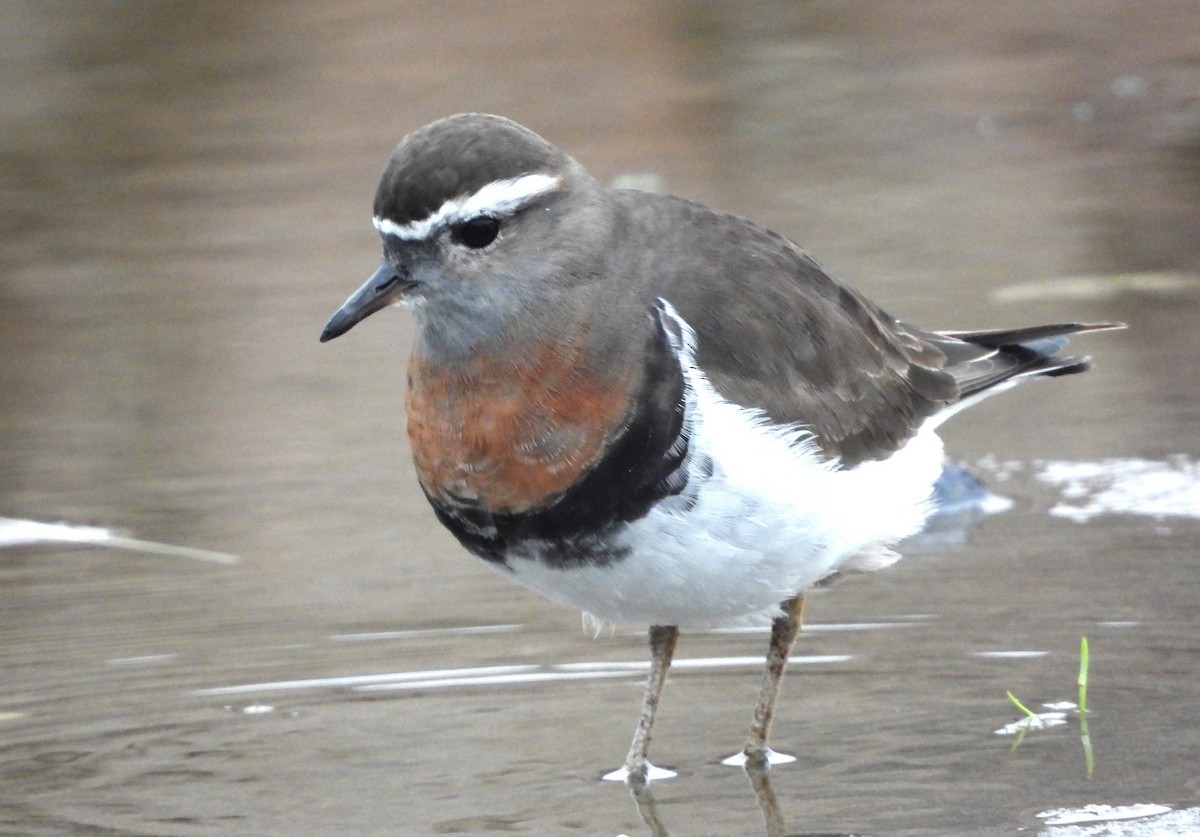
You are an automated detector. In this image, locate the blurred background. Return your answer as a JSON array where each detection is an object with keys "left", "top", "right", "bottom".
[{"left": 2, "top": 2, "right": 1199, "bottom": 835}]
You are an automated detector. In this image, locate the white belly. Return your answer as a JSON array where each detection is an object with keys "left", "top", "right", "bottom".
[{"left": 504, "top": 375, "right": 944, "bottom": 628}]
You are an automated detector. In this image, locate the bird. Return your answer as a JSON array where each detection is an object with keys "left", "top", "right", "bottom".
[{"left": 320, "top": 112, "right": 1119, "bottom": 784}]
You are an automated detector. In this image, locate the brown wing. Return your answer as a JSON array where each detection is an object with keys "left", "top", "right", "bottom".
[
  {"left": 618, "top": 192, "right": 1118, "bottom": 467},
  {"left": 618, "top": 193, "right": 952, "bottom": 465}
]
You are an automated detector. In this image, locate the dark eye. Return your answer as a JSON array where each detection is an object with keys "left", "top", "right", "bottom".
[{"left": 452, "top": 216, "right": 500, "bottom": 249}]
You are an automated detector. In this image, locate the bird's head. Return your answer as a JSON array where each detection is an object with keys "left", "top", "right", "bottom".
[{"left": 320, "top": 114, "right": 613, "bottom": 352}]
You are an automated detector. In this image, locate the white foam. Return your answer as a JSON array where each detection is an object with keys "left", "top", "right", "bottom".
[
  {"left": 601, "top": 762, "right": 677, "bottom": 782},
  {"left": 709, "top": 621, "right": 916, "bottom": 634},
  {"left": 974, "top": 650, "right": 1048, "bottom": 658},
  {"left": 355, "top": 669, "right": 633, "bottom": 692},
  {"left": 1037, "top": 807, "right": 1200, "bottom": 837},
  {"left": 326, "top": 624, "right": 522, "bottom": 642},
  {"left": 0, "top": 517, "right": 111, "bottom": 546},
  {"left": 1035, "top": 458, "right": 1200, "bottom": 523},
  {"left": 1038, "top": 803, "right": 1173, "bottom": 826},
  {"left": 106, "top": 654, "right": 179, "bottom": 666},
  {"left": 995, "top": 713, "right": 1068, "bottom": 734},
  {"left": 720, "top": 748, "right": 796, "bottom": 767},
  {"left": 0, "top": 517, "right": 238, "bottom": 564}
]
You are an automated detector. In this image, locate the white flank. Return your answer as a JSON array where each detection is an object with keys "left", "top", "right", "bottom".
[
  {"left": 374, "top": 173, "right": 562, "bottom": 241},
  {"left": 505, "top": 301, "right": 945, "bottom": 628}
]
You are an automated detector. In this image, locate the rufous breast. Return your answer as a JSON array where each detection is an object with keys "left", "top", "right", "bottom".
[{"left": 406, "top": 337, "right": 638, "bottom": 514}]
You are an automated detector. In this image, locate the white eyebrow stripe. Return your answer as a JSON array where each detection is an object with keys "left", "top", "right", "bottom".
[{"left": 374, "top": 173, "right": 562, "bottom": 241}]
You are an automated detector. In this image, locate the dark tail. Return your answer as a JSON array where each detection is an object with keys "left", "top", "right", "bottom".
[{"left": 933, "top": 322, "right": 1123, "bottom": 398}]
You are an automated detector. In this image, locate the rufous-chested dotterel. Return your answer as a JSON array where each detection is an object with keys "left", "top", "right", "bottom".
[{"left": 320, "top": 113, "right": 1122, "bottom": 783}]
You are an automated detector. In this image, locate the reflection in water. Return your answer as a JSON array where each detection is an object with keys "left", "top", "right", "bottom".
[
  {"left": 743, "top": 762, "right": 788, "bottom": 837},
  {"left": 626, "top": 761, "right": 874, "bottom": 837},
  {"left": 628, "top": 775, "right": 670, "bottom": 837}
]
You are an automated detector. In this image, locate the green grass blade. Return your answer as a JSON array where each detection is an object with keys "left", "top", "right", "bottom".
[
  {"left": 1006, "top": 689, "right": 1037, "bottom": 719},
  {"left": 1078, "top": 636, "right": 1094, "bottom": 778}
]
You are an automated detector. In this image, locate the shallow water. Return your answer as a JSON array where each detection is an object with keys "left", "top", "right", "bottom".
[{"left": 3, "top": 2, "right": 1200, "bottom": 835}]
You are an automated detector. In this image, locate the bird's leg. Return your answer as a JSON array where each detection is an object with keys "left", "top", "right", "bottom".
[
  {"left": 743, "top": 595, "right": 805, "bottom": 766},
  {"left": 621, "top": 624, "right": 680, "bottom": 783}
]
